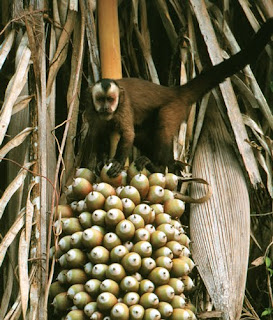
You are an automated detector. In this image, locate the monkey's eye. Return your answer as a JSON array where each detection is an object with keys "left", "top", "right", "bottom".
[
  {"left": 107, "top": 96, "right": 114, "bottom": 103},
  {"left": 96, "top": 96, "right": 105, "bottom": 103}
]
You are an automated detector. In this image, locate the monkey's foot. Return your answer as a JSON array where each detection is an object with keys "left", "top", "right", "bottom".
[
  {"left": 170, "top": 160, "right": 190, "bottom": 174},
  {"left": 135, "top": 156, "right": 158, "bottom": 173},
  {"left": 106, "top": 159, "right": 124, "bottom": 177}
]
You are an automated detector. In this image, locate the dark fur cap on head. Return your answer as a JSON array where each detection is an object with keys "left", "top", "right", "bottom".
[{"left": 97, "top": 78, "right": 119, "bottom": 91}]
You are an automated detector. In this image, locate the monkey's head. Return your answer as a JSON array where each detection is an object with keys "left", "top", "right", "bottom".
[{"left": 91, "top": 79, "right": 120, "bottom": 120}]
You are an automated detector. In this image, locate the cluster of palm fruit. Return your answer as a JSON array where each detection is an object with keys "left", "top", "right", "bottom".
[{"left": 49, "top": 162, "right": 197, "bottom": 320}]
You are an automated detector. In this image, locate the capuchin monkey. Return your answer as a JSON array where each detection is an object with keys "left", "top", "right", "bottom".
[{"left": 84, "top": 18, "right": 273, "bottom": 177}]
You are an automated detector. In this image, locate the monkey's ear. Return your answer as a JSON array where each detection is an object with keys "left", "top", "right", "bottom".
[{"left": 118, "top": 86, "right": 125, "bottom": 105}]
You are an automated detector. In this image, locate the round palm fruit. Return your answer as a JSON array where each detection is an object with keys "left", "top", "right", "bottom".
[
  {"left": 123, "top": 240, "right": 134, "bottom": 251},
  {"left": 155, "top": 256, "right": 173, "bottom": 271},
  {"left": 129, "top": 304, "right": 145, "bottom": 320},
  {"left": 179, "top": 233, "right": 191, "bottom": 248},
  {"left": 185, "top": 308, "right": 197, "bottom": 320},
  {"left": 75, "top": 167, "right": 94, "bottom": 182},
  {"left": 65, "top": 184, "right": 74, "bottom": 203},
  {"left": 127, "top": 214, "right": 145, "bottom": 230},
  {"left": 169, "top": 308, "right": 191, "bottom": 320},
  {"left": 52, "top": 292, "right": 73, "bottom": 311},
  {"left": 170, "top": 218, "right": 183, "bottom": 230},
  {"left": 70, "top": 201, "right": 79, "bottom": 213},
  {"left": 119, "top": 186, "right": 141, "bottom": 205},
  {"left": 100, "top": 163, "right": 123, "bottom": 187},
  {"left": 180, "top": 245, "right": 191, "bottom": 257},
  {"left": 127, "top": 161, "right": 149, "bottom": 182},
  {"left": 143, "top": 308, "right": 161, "bottom": 320},
  {"left": 82, "top": 228, "right": 103, "bottom": 249},
  {"left": 54, "top": 204, "right": 73, "bottom": 219},
  {"left": 153, "top": 246, "right": 173, "bottom": 259},
  {"left": 100, "top": 279, "right": 120, "bottom": 296},
  {"left": 166, "top": 241, "right": 183, "bottom": 257},
  {"left": 56, "top": 269, "right": 68, "bottom": 284},
  {"left": 85, "top": 191, "right": 105, "bottom": 211},
  {"left": 73, "top": 291, "right": 93, "bottom": 309},
  {"left": 91, "top": 264, "right": 108, "bottom": 281},
  {"left": 139, "top": 292, "right": 159, "bottom": 309},
  {"left": 72, "top": 177, "right": 93, "bottom": 200},
  {"left": 88, "top": 246, "right": 109, "bottom": 264},
  {"left": 83, "top": 262, "right": 93, "bottom": 276},
  {"left": 103, "top": 232, "right": 122, "bottom": 250},
  {"left": 58, "top": 235, "right": 72, "bottom": 252},
  {"left": 148, "top": 267, "right": 170, "bottom": 286},
  {"left": 121, "top": 170, "right": 128, "bottom": 186},
  {"left": 150, "top": 230, "right": 167, "bottom": 249},
  {"left": 171, "top": 295, "right": 186, "bottom": 309},
  {"left": 155, "top": 284, "right": 175, "bottom": 302},
  {"left": 85, "top": 279, "right": 101, "bottom": 296},
  {"left": 130, "top": 173, "right": 150, "bottom": 199},
  {"left": 67, "top": 284, "right": 85, "bottom": 299},
  {"left": 90, "top": 311, "right": 104, "bottom": 320},
  {"left": 104, "top": 195, "right": 123, "bottom": 211},
  {"left": 121, "top": 252, "right": 142, "bottom": 273},
  {"left": 116, "top": 220, "right": 136, "bottom": 241},
  {"left": 139, "top": 279, "right": 155, "bottom": 295},
  {"left": 163, "top": 189, "right": 175, "bottom": 202},
  {"left": 58, "top": 253, "right": 69, "bottom": 268},
  {"left": 65, "top": 309, "right": 87, "bottom": 320},
  {"left": 134, "top": 228, "right": 150, "bottom": 242},
  {"left": 150, "top": 204, "right": 164, "bottom": 215},
  {"left": 66, "top": 249, "right": 87, "bottom": 268},
  {"left": 164, "top": 173, "right": 178, "bottom": 190},
  {"left": 110, "top": 302, "right": 129, "bottom": 320},
  {"left": 145, "top": 224, "right": 156, "bottom": 234},
  {"left": 154, "top": 213, "right": 172, "bottom": 226},
  {"left": 91, "top": 209, "right": 106, "bottom": 227},
  {"left": 84, "top": 301, "right": 98, "bottom": 317},
  {"left": 123, "top": 292, "right": 140, "bottom": 306},
  {"left": 149, "top": 208, "right": 155, "bottom": 224},
  {"left": 132, "top": 241, "right": 152, "bottom": 258},
  {"left": 171, "top": 258, "right": 190, "bottom": 277},
  {"left": 78, "top": 212, "right": 92, "bottom": 229},
  {"left": 132, "top": 272, "right": 143, "bottom": 282},
  {"left": 110, "top": 245, "right": 129, "bottom": 262},
  {"left": 133, "top": 204, "right": 152, "bottom": 224},
  {"left": 97, "top": 292, "right": 118, "bottom": 311},
  {"left": 49, "top": 281, "right": 66, "bottom": 299},
  {"left": 181, "top": 275, "right": 195, "bottom": 292},
  {"left": 94, "top": 182, "right": 116, "bottom": 198},
  {"left": 105, "top": 208, "right": 125, "bottom": 228},
  {"left": 146, "top": 185, "right": 164, "bottom": 204},
  {"left": 148, "top": 173, "right": 166, "bottom": 188},
  {"left": 106, "top": 263, "right": 126, "bottom": 282},
  {"left": 62, "top": 218, "right": 83, "bottom": 235},
  {"left": 139, "top": 257, "right": 156, "bottom": 276},
  {"left": 179, "top": 256, "right": 195, "bottom": 272},
  {"left": 66, "top": 269, "right": 88, "bottom": 284},
  {"left": 156, "top": 223, "right": 175, "bottom": 241},
  {"left": 158, "top": 301, "right": 173, "bottom": 318},
  {"left": 120, "top": 275, "right": 139, "bottom": 292},
  {"left": 121, "top": 198, "right": 135, "bottom": 217},
  {"left": 76, "top": 201, "right": 88, "bottom": 214},
  {"left": 91, "top": 225, "right": 106, "bottom": 235},
  {"left": 164, "top": 199, "right": 185, "bottom": 219},
  {"left": 71, "top": 231, "right": 83, "bottom": 248},
  {"left": 168, "top": 278, "right": 184, "bottom": 295}
]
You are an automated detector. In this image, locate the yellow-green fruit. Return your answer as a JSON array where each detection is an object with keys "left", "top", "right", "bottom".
[
  {"left": 104, "top": 195, "right": 123, "bottom": 211},
  {"left": 85, "top": 279, "right": 101, "bottom": 296},
  {"left": 166, "top": 241, "right": 183, "bottom": 257},
  {"left": 106, "top": 263, "right": 126, "bottom": 282},
  {"left": 127, "top": 162, "right": 149, "bottom": 182},
  {"left": 58, "top": 235, "right": 72, "bottom": 253},
  {"left": 181, "top": 275, "right": 195, "bottom": 292},
  {"left": 164, "top": 199, "right": 185, "bottom": 219},
  {"left": 158, "top": 301, "right": 173, "bottom": 318},
  {"left": 65, "top": 309, "right": 87, "bottom": 320},
  {"left": 71, "top": 231, "right": 83, "bottom": 248},
  {"left": 171, "top": 258, "right": 190, "bottom": 277},
  {"left": 54, "top": 204, "right": 73, "bottom": 219},
  {"left": 134, "top": 228, "right": 151, "bottom": 242},
  {"left": 103, "top": 232, "right": 122, "bottom": 250},
  {"left": 100, "top": 163, "right": 123, "bottom": 187},
  {"left": 154, "top": 213, "right": 172, "bottom": 226},
  {"left": 58, "top": 253, "right": 69, "bottom": 268},
  {"left": 100, "top": 279, "right": 120, "bottom": 296},
  {"left": 179, "top": 256, "right": 195, "bottom": 272},
  {"left": 88, "top": 246, "right": 109, "bottom": 264},
  {"left": 84, "top": 301, "right": 98, "bottom": 317},
  {"left": 139, "top": 292, "right": 159, "bottom": 309},
  {"left": 82, "top": 228, "right": 103, "bottom": 249},
  {"left": 184, "top": 308, "right": 197, "bottom": 320},
  {"left": 123, "top": 292, "right": 140, "bottom": 306},
  {"left": 164, "top": 173, "right": 178, "bottom": 190},
  {"left": 145, "top": 185, "right": 164, "bottom": 204},
  {"left": 49, "top": 281, "right": 66, "bottom": 299},
  {"left": 91, "top": 263, "right": 108, "bottom": 281},
  {"left": 73, "top": 291, "right": 93, "bottom": 309},
  {"left": 56, "top": 269, "right": 68, "bottom": 284},
  {"left": 75, "top": 167, "right": 94, "bottom": 182},
  {"left": 52, "top": 292, "right": 73, "bottom": 311},
  {"left": 91, "top": 209, "right": 107, "bottom": 227},
  {"left": 133, "top": 204, "right": 152, "bottom": 224},
  {"left": 66, "top": 269, "right": 88, "bottom": 284},
  {"left": 91, "top": 225, "right": 106, "bottom": 235},
  {"left": 84, "top": 262, "right": 93, "bottom": 276},
  {"left": 163, "top": 189, "right": 175, "bottom": 202},
  {"left": 121, "top": 198, "right": 135, "bottom": 217},
  {"left": 169, "top": 308, "right": 191, "bottom": 320},
  {"left": 66, "top": 248, "right": 87, "bottom": 268},
  {"left": 120, "top": 186, "right": 141, "bottom": 205},
  {"left": 150, "top": 230, "right": 167, "bottom": 249},
  {"left": 120, "top": 275, "right": 139, "bottom": 292},
  {"left": 144, "top": 224, "right": 156, "bottom": 234},
  {"left": 139, "top": 257, "right": 156, "bottom": 276},
  {"left": 143, "top": 308, "right": 161, "bottom": 320},
  {"left": 129, "top": 304, "right": 145, "bottom": 320},
  {"left": 110, "top": 303, "right": 130, "bottom": 320},
  {"left": 168, "top": 278, "right": 184, "bottom": 295},
  {"left": 67, "top": 284, "right": 85, "bottom": 299},
  {"left": 85, "top": 191, "right": 105, "bottom": 211},
  {"left": 179, "top": 234, "right": 191, "bottom": 248},
  {"left": 150, "top": 204, "right": 164, "bottom": 215},
  {"left": 132, "top": 241, "right": 152, "bottom": 258},
  {"left": 154, "top": 284, "right": 175, "bottom": 302},
  {"left": 123, "top": 240, "right": 134, "bottom": 251},
  {"left": 153, "top": 246, "right": 173, "bottom": 259},
  {"left": 139, "top": 279, "right": 155, "bottom": 295},
  {"left": 72, "top": 177, "right": 93, "bottom": 200},
  {"left": 156, "top": 223, "right": 175, "bottom": 241},
  {"left": 105, "top": 208, "right": 125, "bottom": 227},
  {"left": 121, "top": 252, "right": 142, "bottom": 273},
  {"left": 171, "top": 295, "right": 186, "bottom": 308},
  {"left": 96, "top": 292, "right": 118, "bottom": 311},
  {"left": 155, "top": 256, "right": 173, "bottom": 271},
  {"left": 78, "top": 212, "right": 92, "bottom": 229},
  {"left": 148, "top": 267, "right": 170, "bottom": 286},
  {"left": 127, "top": 214, "right": 145, "bottom": 230},
  {"left": 116, "top": 220, "right": 136, "bottom": 241},
  {"left": 130, "top": 173, "right": 150, "bottom": 199},
  {"left": 90, "top": 311, "right": 104, "bottom": 320},
  {"left": 110, "top": 245, "right": 129, "bottom": 262},
  {"left": 185, "top": 302, "right": 197, "bottom": 314},
  {"left": 148, "top": 173, "right": 166, "bottom": 188},
  {"left": 94, "top": 182, "right": 116, "bottom": 198},
  {"left": 62, "top": 218, "right": 83, "bottom": 235}
]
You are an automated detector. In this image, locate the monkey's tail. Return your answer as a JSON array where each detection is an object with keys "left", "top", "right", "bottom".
[{"left": 182, "top": 18, "right": 273, "bottom": 104}]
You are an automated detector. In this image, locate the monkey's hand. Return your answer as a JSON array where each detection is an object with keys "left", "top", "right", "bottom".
[
  {"left": 95, "top": 161, "right": 105, "bottom": 176},
  {"left": 106, "top": 159, "right": 124, "bottom": 178},
  {"left": 135, "top": 156, "right": 157, "bottom": 173}
]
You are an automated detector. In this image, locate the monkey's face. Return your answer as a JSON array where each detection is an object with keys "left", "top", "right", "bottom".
[{"left": 92, "top": 79, "right": 120, "bottom": 121}]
